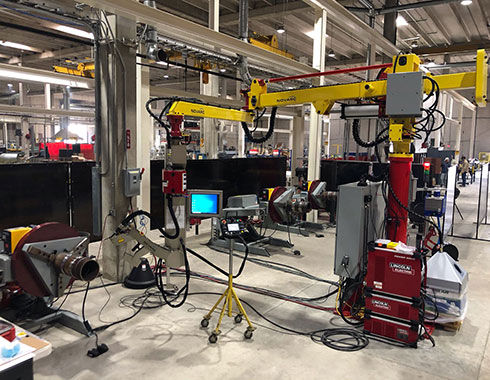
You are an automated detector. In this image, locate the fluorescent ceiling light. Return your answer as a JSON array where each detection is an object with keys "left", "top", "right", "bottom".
[
  {"left": 460, "top": 0, "right": 472, "bottom": 5},
  {"left": 0, "top": 41, "right": 38, "bottom": 51},
  {"left": 305, "top": 31, "right": 328, "bottom": 39},
  {"left": 396, "top": 16, "right": 408, "bottom": 27},
  {"left": 54, "top": 25, "right": 94, "bottom": 39},
  {"left": 0, "top": 64, "right": 92, "bottom": 88}
]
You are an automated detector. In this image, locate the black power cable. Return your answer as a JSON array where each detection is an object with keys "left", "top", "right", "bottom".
[
  {"left": 119, "top": 196, "right": 180, "bottom": 240},
  {"left": 352, "top": 119, "right": 389, "bottom": 148},
  {"left": 241, "top": 106, "right": 277, "bottom": 143}
]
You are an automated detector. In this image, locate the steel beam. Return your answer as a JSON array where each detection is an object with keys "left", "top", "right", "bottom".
[
  {"left": 220, "top": 1, "right": 308, "bottom": 25},
  {"left": 414, "top": 40, "right": 490, "bottom": 55},
  {"left": 81, "top": 0, "right": 316, "bottom": 75},
  {"left": 301, "top": 0, "right": 399, "bottom": 56},
  {"left": 0, "top": 104, "right": 93, "bottom": 118}
]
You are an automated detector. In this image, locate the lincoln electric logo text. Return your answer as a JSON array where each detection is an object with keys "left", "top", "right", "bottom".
[
  {"left": 191, "top": 108, "right": 205, "bottom": 114},
  {"left": 389, "top": 262, "right": 414, "bottom": 275},
  {"left": 277, "top": 95, "right": 297, "bottom": 103},
  {"left": 372, "top": 299, "right": 390, "bottom": 310}
]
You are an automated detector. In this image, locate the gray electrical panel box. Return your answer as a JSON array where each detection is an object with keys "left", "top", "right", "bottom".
[
  {"left": 386, "top": 71, "right": 423, "bottom": 117},
  {"left": 124, "top": 168, "right": 141, "bottom": 197},
  {"left": 334, "top": 182, "right": 385, "bottom": 279}
]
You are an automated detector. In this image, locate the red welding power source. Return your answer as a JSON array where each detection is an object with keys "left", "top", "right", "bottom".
[
  {"left": 363, "top": 313, "right": 419, "bottom": 347},
  {"left": 365, "top": 246, "right": 422, "bottom": 299},
  {"left": 365, "top": 290, "right": 420, "bottom": 322},
  {"left": 163, "top": 170, "right": 187, "bottom": 195}
]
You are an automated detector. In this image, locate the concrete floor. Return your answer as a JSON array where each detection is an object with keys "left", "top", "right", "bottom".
[{"left": 33, "top": 202, "right": 490, "bottom": 379}]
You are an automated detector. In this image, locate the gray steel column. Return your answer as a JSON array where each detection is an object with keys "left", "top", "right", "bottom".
[
  {"left": 307, "top": 8, "right": 327, "bottom": 222},
  {"left": 136, "top": 55, "right": 151, "bottom": 212},
  {"left": 18, "top": 80, "right": 29, "bottom": 151},
  {"left": 100, "top": 15, "right": 138, "bottom": 281},
  {"left": 201, "top": 0, "right": 220, "bottom": 159}
]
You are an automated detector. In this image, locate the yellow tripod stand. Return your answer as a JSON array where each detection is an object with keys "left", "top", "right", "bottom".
[{"left": 200, "top": 238, "right": 255, "bottom": 343}]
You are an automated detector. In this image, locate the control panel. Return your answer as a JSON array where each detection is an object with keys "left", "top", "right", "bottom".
[{"left": 220, "top": 218, "right": 246, "bottom": 237}]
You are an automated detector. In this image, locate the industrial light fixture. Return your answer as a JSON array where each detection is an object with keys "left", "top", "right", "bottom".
[
  {"left": 276, "top": 25, "right": 286, "bottom": 34},
  {"left": 411, "top": 41, "right": 418, "bottom": 48},
  {"left": 163, "top": 74, "right": 169, "bottom": 78},
  {"left": 54, "top": 25, "right": 94, "bottom": 40},
  {"left": 219, "top": 68, "right": 227, "bottom": 73},
  {"left": 0, "top": 65, "right": 92, "bottom": 88},
  {"left": 396, "top": 15, "right": 408, "bottom": 27},
  {"left": 0, "top": 41, "right": 38, "bottom": 52},
  {"left": 327, "top": 49, "right": 335, "bottom": 58},
  {"left": 460, "top": 0, "right": 472, "bottom": 5}
]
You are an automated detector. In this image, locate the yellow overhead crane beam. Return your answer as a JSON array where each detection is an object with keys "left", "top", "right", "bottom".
[
  {"left": 167, "top": 49, "right": 487, "bottom": 123},
  {"left": 167, "top": 101, "right": 253, "bottom": 123}
]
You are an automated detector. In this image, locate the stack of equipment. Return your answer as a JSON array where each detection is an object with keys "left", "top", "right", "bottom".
[
  {"left": 425, "top": 252, "right": 468, "bottom": 323},
  {"left": 364, "top": 240, "right": 424, "bottom": 347}
]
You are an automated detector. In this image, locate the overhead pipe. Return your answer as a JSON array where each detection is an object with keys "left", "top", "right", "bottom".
[{"left": 238, "top": 0, "right": 253, "bottom": 86}]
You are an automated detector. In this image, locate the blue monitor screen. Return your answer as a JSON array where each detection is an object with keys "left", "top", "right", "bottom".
[{"left": 190, "top": 193, "right": 219, "bottom": 215}]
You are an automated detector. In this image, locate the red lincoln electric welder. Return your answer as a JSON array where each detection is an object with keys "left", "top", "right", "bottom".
[{"left": 363, "top": 240, "right": 426, "bottom": 346}]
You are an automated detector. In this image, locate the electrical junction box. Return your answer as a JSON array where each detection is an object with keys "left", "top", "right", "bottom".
[
  {"left": 386, "top": 71, "right": 423, "bottom": 118},
  {"left": 124, "top": 168, "right": 141, "bottom": 197},
  {"left": 163, "top": 170, "right": 187, "bottom": 195},
  {"left": 334, "top": 182, "right": 384, "bottom": 279}
]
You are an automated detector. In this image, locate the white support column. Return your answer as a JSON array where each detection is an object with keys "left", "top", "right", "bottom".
[
  {"left": 469, "top": 109, "right": 477, "bottom": 159},
  {"left": 2, "top": 123, "right": 7, "bottom": 144},
  {"left": 307, "top": 8, "right": 326, "bottom": 222},
  {"left": 44, "top": 84, "right": 51, "bottom": 140},
  {"left": 18, "top": 81, "right": 29, "bottom": 151},
  {"left": 454, "top": 101, "right": 463, "bottom": 161},
  {"left": 435, "top": 92, "right": 447, "bottom": 148},
  {"left": 237, "top": 122, "right": 245, "bottom": 157},
  {"left": 136, "top": 56, "right": 151, "bottom": 211},
  {"left": 201, "top": 0, "right": 220, "bottom": 159}
]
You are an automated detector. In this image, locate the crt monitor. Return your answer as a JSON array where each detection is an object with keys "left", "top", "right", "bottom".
[{"left": 188, "top": 189, "right": 223, "bottom": 218}]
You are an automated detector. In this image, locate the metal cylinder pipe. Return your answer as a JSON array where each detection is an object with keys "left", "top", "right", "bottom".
[{"left": 54, "top": 253, "right": 100, "bottom": 282}]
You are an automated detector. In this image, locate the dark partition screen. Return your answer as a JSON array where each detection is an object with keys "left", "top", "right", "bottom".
[
  {"left": 150, "top": 157, "right": 287, "bottom": 228},
  {"left": 320, "top": 160, "right": 371, "bottom": 191},
  {"left": 0, "top": 163, "right": 70, "bottom": 229},
  {"left": 71, "top": 161, "right": 96, "bottom": 236},
  {"left": 187, "top": 157, "right": 287, "bottom": 200}
]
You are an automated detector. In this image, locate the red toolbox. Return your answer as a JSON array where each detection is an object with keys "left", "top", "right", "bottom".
[
  {"left": 365, "top": 290, "right": 420, "bottom": 322},
  {"left": 365, "top": 245, "right": 422, "bottom": 298},
  {"left": 364, "top": 312, "right": 419, "bottom": 347}
]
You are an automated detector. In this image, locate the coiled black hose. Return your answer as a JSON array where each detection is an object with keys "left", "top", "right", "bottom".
[
  {"left": 352, "top": 119, "right": 389, "bottom": 148},
  {"left": 241, "top": 107, "right": 277, "bottom": 143}
]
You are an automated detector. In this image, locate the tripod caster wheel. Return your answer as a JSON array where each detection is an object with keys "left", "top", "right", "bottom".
[
  {"left": 234, "top": 314, "right": 243, "bottom": 324},
  {"left": 200, "top": 319, "right": 209, "bottom": 328},
  {"left": 209, "top": 333, "right": 218, "bottom": 344},
  {"left": 244, "top": 329, "right": 253, "bottom": 340}
]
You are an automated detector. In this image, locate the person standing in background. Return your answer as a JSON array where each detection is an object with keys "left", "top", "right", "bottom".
[
  {"left": 461, "top": 156, "right": 470, "bottom": 187},
  {"left": 441, "top": 157, "right": 449, "bottom": 187}
]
